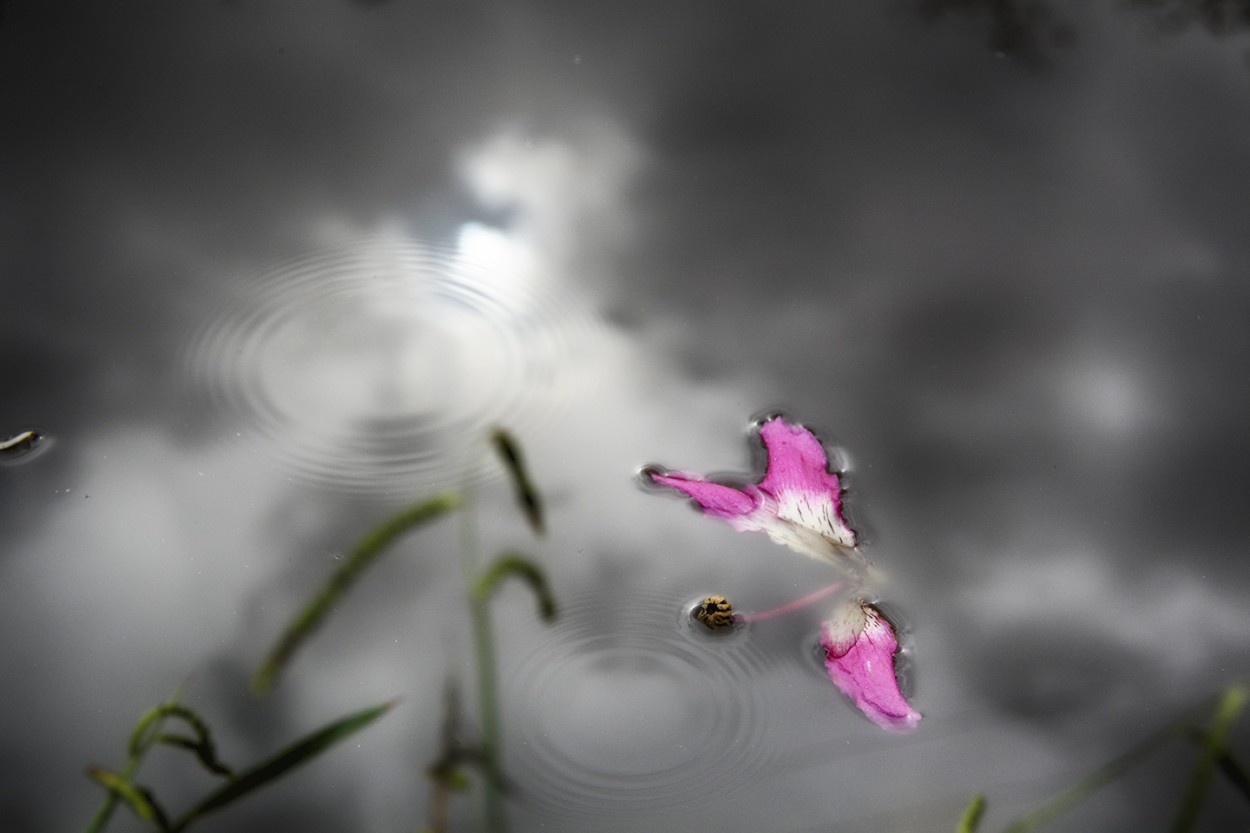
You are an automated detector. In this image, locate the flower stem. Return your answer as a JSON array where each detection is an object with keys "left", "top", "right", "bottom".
[
  {"left": 734, "top": 581, "right": 844, "bottom": 623},
  {"left": 459, "top": 491, "right": 507, "bottom": 833}
]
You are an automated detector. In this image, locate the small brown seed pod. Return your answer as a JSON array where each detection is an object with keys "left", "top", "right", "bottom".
[{"left": 694, "top": 595, "right": 735, "bottom": 630}]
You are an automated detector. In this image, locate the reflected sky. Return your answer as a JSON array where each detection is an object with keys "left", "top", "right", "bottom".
[{"left": 2, "top": 2, "right": 1249, "bottom": 831}]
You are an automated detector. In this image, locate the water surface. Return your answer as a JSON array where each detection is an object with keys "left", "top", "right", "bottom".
[{"left": 2, "top": 3, "right": 1249, "bottom": 831}]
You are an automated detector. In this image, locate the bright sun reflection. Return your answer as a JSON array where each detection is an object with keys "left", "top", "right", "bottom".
[{"left": 455, "top": 221, "right": 537, "bottom": 309}]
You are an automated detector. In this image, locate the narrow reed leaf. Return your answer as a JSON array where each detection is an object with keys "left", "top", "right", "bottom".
[
  {"left": 955, "top": 793, "right": 986, "bottom": 833},
  {"left": 473, "top": 552, "right": 557, "bottom": 621},
  {"left": 1170, "top": 683, "right": 1249, "bottom": 833},
  {"left": 1003, "top": 713, "right": 1191, "bottom": 833},
  {"left": 491, "top": 428, "right": 545, "bottom": 537},
  {"left": 171, "top": 700, "right": 394, "bottom": 830},
  {"left": 86, "top": 688, "right": 184, "bottom": 833},
  {"left": 1216, "top": 750, "right": 1250, "bottom": 803},
  {"left": 158, "top": 734, "right": 234, "bottom": 778},
  {"left": 86, "top": 768, "right": 170, "bottom": 830},
  {"left": 252, "top": 491, "right": 462, "bottom": 695},
  {"left": 128, "top": 704, "right": 234, "bottom": 777},
  {"left": 129, "top": 704, "right": 177, "bottom": 758},
  {"left": 427, "top": 681, "right": 487, "bottom": 787},
  {"left": 427, "top": 682, "right": 469, "bottom": 833}
]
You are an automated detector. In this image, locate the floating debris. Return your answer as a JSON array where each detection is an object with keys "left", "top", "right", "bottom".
[
  {"left": 694, "top": 595, "right": 735, "bottom": 630},
  {"left": 0, "top": 429, "right": 44, "bottom": 463}
]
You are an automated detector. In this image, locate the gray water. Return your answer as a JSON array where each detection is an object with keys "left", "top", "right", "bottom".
[{"left": 2, "top": 2, "right": 1249, "bottom": 831}]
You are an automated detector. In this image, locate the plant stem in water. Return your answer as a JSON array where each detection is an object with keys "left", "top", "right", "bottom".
[{"left": 734, "top": 581, "right": 844, "bottom": 623}]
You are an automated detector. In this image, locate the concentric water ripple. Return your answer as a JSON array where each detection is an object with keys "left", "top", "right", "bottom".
[
  {"left": 502, "top": 590, "right": 782, "bottom": 824},
  {"left": 184, "top": 237, "right": 596, "bottom": 494}
]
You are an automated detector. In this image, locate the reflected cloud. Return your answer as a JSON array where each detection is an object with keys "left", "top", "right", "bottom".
[
  {"left": 961, "top": 547, "right": 1250, "bottom": 722},
  {"left": 456, "top": 124, "right": 641, "bottom": 278},
  {"left": 915, "top": 0, "right": 1250, "bottom": 68},
  {"left": 1060, "top": 360, "right": 1151, "bottom": 441},
  {"left": 3, "top": 2, "right": 1249, "bottom": 831},
  {"left": 915, "top": 0, "right": 1077, "bottom": 67},
  {"left": 182, "top": 230, "right": 602, "bottom": 494}
]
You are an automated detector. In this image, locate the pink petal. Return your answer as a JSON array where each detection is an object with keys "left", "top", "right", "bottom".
[
  {"left": 758, "top": 417, "right": 856, "bottom": 549},
  {"left": 646, "top": 470, "right": 759, "bottom": 520},
  {"left": 821, "top": 601, "right": 921, "bottom": 733}
]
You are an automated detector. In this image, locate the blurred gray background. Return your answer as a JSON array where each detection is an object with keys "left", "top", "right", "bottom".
[{"left": 2, "top": 1, "right": 1249, "bottom": 831}]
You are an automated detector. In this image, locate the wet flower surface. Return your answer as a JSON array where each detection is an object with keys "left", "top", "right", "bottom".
[
  {"left": 645, "top": 416, "right": 858, "bottom": 566},
  {"left": 821, "top": 601, "right": 921, "bottom": 733}
]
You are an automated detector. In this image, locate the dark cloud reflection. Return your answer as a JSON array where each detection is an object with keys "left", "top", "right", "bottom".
[{"left": 2, "top": 2, "right": 1249, "bottom": 832}]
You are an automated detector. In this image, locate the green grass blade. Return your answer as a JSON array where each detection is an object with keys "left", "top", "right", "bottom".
[
  {"left": 86, "top": 768, "right": 170, "bottom": 830},
  {"left": 171, "top": 700, "right": 394, "bottom": 830},
  {"left": 1216, "top": 749, "right": 1250, "bottom": 803},
  {"left": 252, "top": 491, "right": 462, "bottom": 695},
  {"left": 469, "top": 551, "right": 556, "bottom": 833},
  {"left": 473, "top": 552, "right": 557, "bottom": 621},
  {"left": 490, "top": 429, "right": 545, "bottom": 537},
  {"left": 955, "top": 793, "right": 986, "bottom": 833},
  {"left": 128, "top": 704, "right": 177, "bottom": 759},
  {"left": 128, "top": 704, "right": 234, "bottom": 777},
  {"left": 1170, "top": 683, "right": 1249, "bottom": 833},
  {"left": 84, "top": 687, "right": 183, "bottom": 833},
  {"left": 470, "top": 590, "right": 506, "bottom": 833},
  {"left": 157, "top": 734, "right": 234, "bottom": 778},
  {"left": 1002, "top": 712, "right": 1191, "bottom": 833}
]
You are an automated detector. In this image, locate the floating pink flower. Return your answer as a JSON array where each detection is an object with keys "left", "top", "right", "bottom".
[
  {"left": 821, "top": 600, "right": 920, "bottom": 732},
  {"left": 643, "top": 416, "right": 858, "bottom": 566},
  {"left": 644, "top": 415, "right": 921, "bottom": 732}
]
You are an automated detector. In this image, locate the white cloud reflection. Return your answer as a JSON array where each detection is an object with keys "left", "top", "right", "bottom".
[{"left": 3, "top": 3, "right": 1250, "bottom": 831}]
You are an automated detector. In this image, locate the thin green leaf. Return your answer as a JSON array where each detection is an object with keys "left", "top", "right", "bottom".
[
  {"left": 129, "top": 704, "right": 234, "bottom": 777},
  {"left": 171, "top": 700, "right": 394, "bottom": 830},
  {"left": 86, "top": 768, "right": 170, "bottom": 830},
  {"left": 252, "top": 491, "right": 462, "bottom": 695},
  {"left": 955, "top": 793, "right": 986, "bottom": 833},
  {"left": 157, "top": 734, "right": 234, "bottom": 778},
  {"left": 491, "top": 428, "right": 545, "bottom": 537},
  {"left": 1170, "top": 683, "right": 1249, "bottom": 833},
  {"left": 128, "top": 704, "right": 177, "bottom": 758},
  {"left": 427, "top": 680, "right": 489, "bottom": 788},
  {"left": 473, "top": 552, "right": 557, "bottom": 621},
  {"left": 1216, "top": 750, "right": 1250, "bottom": 803},
  {"left": 1003, "top": 712, "right": 1191, "bottom": 833},
  {"left": 85, "top": 688, "right": 184, "bottom": 833}
]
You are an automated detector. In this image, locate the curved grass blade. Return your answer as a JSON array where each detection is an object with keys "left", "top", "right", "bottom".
[
  {"left": 1216, "top": 749, "right": 1250, "bottom": 804},
  {"left": 84, "top": 687, "right": 184, "bottom": 833},
  {"left": 490, "top": 429, "right": 545, "bottom": 537},
  {"left": 129, "top": 704, "right": 234, "bottom": 777},
  {"left": 470, "top": 551, "right": 557, "bottom": 832},
  {"left": 86, "top": 768, "right": 170, "bottom": 830},
  {"left": 1170, "top": 682, "right": 1249, "bottom": 833},
  {"left": 473, "top": 552, "right": 557, "bottom": 621},
  {"left": 170, "top": 700, "right": 394, "bottom": 831},
  {"left": 955, "top": 793, "right": 986, "bottom": 833},
  {"left": 1002, "top": 711, "right": 1192, "bottom": 833},
  {"left": 157, "top": 734, "right": 234, "bottom": 779},
  {"left": 252, "top": 491, "right": 462, "bottom": 695}
]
